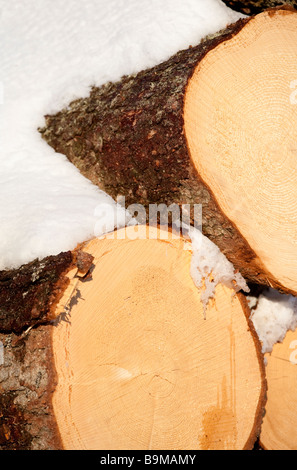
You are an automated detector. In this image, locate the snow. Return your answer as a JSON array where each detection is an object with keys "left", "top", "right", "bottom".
[
  {"left": 177, "top": 223, "right": 249, "bottom": 315},
  {"left": 0, "top": 0, "right": 243, "bottom": 270},
  {"left": 249, "top": 289, "right": 297, "bottom": 354},
  {"left": 185, "top": 223, "right": 297, "bottom": 352}
]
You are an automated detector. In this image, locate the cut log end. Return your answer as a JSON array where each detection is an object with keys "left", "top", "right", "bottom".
[
  {"left": 49, "top": 227, "right": 265, "bottom": 450},
  {"left": 184, "top": 8, "right": 297, "bottom": 295}
]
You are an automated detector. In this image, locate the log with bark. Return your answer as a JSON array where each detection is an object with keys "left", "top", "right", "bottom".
[
  {"left": 222, "top": 0, "right": 297, "bottom": 15},
  {"left": 39, "top": 7, "right": 297, "bottom": 297},
  {"left": 0, "top": 227, "right": 266, "bottom": 450},
  {"left": 0, "top": 248, "right": 94, "bottom": 449}
]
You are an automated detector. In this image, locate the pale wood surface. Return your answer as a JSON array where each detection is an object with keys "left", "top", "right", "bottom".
[
  {"left": 51, "top": 227, "right": 265, "bottom": 450},
  {"left": 260, "top": 328, "right": 297, "bottom": 450},
  {"left": 185, "top": 8, "right": 297, "bottom": 295}
]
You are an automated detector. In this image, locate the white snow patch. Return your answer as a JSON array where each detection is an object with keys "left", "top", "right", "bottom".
[
  {"left": 178, "top": 224, "right": 249, "bottom": 315},
  {"left": 249, "top": 289, "right": 297, "bottom": 354},
  {"left": 0, "top": 0, "right": 244, "bottom": 270}
]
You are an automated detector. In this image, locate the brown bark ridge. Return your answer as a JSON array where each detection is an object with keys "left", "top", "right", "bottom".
[
  {"left": 222, "top": 0, "right": 297, "bottom": 15},
  {"left": 39, "top": 6, "right": 297, "bottom": 296}
]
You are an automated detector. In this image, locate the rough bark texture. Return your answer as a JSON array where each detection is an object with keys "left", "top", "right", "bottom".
[
  {"left": 0, "top": 249, "right": 93, "bottom": 449},
  {"left": 39, "top": 9, "right": 293, "bottom": 294},
  {"left": 222, "top": 0, "right": 297, "bottom": 14},
  {"left": 0, "top": 248, "right": 94, "bottom": 449},
  {"left": 0, "top": 326, "right": 61, "bottom": 450},
  {"left": 0, "top": 252, "right": 74, "bottom": 334},
  {"left": 0, "top": 249, "right": 94, "bottom": 334}
]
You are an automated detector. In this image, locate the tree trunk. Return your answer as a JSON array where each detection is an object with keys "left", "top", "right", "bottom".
[
  {"left": 39, "top": 7, "right": 297, "bottom": 297},
  {"left": 260, "top": 328, "right": 297, "bottom": 450},
  {"left": 0, "top": 226, "right": 266, "bottom": 450},
  {"left": 222, "top": 0, "right": 297, "bottom": 15}
]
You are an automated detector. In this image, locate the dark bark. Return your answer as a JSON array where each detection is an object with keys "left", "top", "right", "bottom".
[
  {"left": 0, "top": 326, "right": 62, "bottom": 450},
  {"left": 222, "top": 0, "right": 297, "bottom": 14},
  {"left": 0, "top": 253, "right": 76, "bottom": 449},
  {"left": 0, "top": 252, "right": 74, "bottom": 334},
  {"left": 39, "top": 8, "right": 294, "bottom": 294},
  {"left": 0, "top": 249, "right": 94, "bottom": 334}
]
